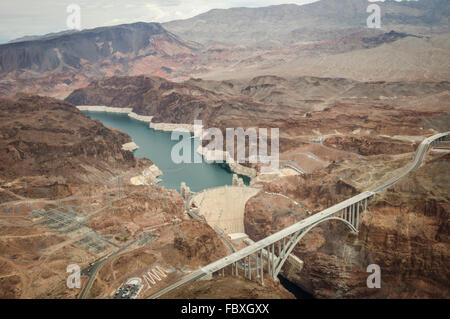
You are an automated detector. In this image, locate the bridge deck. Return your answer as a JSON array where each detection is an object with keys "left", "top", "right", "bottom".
[{"left": 204, "top": 191, "right": 374, "bottom": 273}]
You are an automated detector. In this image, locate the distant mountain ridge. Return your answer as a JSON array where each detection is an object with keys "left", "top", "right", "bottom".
[
  {"left": 65, "top": 74, "right": 450, "bottom": 126},
  {"left": 0, "top": 22, "right": 198, "bottom": 97},
  {"left": 0, "top": 22, "right": 194, "bottom": 74},
  {"left": 8, "top": 30, "right": 78, "bottom": 44},
  {"left": 163, "top": 0, "right": 449, "bottom": 47},
  {"left": 0, "top": 0, "right": 449, "bottom": 97}
]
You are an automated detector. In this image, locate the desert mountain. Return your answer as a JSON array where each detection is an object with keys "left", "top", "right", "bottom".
[
  {"left": 0, "top": 22, "right": 196, "bottom": 74},
  {"left": 163, "top": 0, "right": 450, "bottom": 82},
  {"left": 66, "top": 74, "right": 450, "bottom": 118},
  {"left": 0, "top": 22, "right": 196, "bottom": 98},
  {"left": 7, "top": 30, "right": 79, "bottom": 44},
  {"left": 163, "top": 0, "right": 450, "bottom": 47},
  {"left": 65, "top": 75, "right": 298, "bottom": 126},
  {"left": 0, "top": 0, "right": 449, "bottom": 97}
]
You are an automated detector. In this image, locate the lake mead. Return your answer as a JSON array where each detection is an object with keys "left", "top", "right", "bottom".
[{"left": 83, "top": 111, "right": 249, "bottom": 192}]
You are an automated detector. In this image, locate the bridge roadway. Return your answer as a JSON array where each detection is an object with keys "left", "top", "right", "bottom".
[
  {"left": 199, "top": 191, "right": 373, "bottom": 273},
  {"left": 279, "top": 164, "right": 305, "bottom": 175},
  {"left": 149, "top": 191, "right": 373, "bottom": 299},
  {"left": 149, "top": 131, "right": 449, "bottom": 299},
  {"left": 371, "top": 132, "right": 449, "bottom": 192}
]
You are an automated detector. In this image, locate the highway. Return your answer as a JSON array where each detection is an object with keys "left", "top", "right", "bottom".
[
  {"left": 147, "top": 269, "right": 207, "bottom": 299},
  {"left": 264, "top": 191, "right": 311, "bottom": 214},
  {"left": 279, "top": 164, "right": 305, "bottom": 175},
  {"left": 78, "top": 238, "right": 139, "bottom": 299},
  {"left": 371, "top": 132, "right": 449, "bottom": 192}
]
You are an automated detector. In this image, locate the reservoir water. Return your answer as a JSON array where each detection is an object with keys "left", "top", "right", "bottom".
[{"left": 83, "top": 111, "right": 249, "bottom": 192}]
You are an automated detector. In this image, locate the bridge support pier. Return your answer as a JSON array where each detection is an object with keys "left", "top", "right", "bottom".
[
  {"left": 270, "top": 243, "right": 274, "bottom": 277},
  {"left": 259, "top": 250, "right": 264, "bottom": 285},
  {"left": 244, "top": 256, "right": 248, "bottom": 278},
  {"left": 356, "top": 202, "right": 360, "bottom": 232},
  {"left": 255, "top": 252, "right": 259, "bottom": 282},
  {"left": 248, "top": 256, "right": 251, "bottom": 278},
  {"left": 350, "top": 204, "right": 354, "bottom": 227}
]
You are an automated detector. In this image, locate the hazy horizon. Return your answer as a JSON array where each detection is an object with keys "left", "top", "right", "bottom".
[{"left": 0, "top": 0, "right": 320, "bottom": 44}]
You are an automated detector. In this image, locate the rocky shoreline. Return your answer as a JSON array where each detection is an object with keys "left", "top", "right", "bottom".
[
  {"left": 122, "top": 142, "right": 139, "bottom": 152},
  {"left": 76, "top": 105, "right": 200, "bottom": 134},
  {"left": 150, "top": 122, "right": 197, "bottom": 133},
  {"left": 130, "top": 164, "right": 163, "bottom": 185},
  {"left": 76, "top": 106, "right": 153, "bottom": 124},
  {"left": 196, "top": 145, "right": 258, "bottom": 180},
  {"left": 76, "top": 105, "right": 132, "bottom": 114},
  {"left": 128, "top": 111, "right": 154, "bottom": 123}
]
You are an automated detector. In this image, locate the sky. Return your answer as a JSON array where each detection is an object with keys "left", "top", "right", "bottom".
[{"left": 0, "top": 0, "right": 320, "bottom": 43}]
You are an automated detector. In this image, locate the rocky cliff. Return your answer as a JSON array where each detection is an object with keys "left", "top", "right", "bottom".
[
  {"left": 66, "top": 75, "right": 223, "bottom": 124},
  {"left": 66, "top": 75, "right": 450, "bottom": 128},
  {"left": 0, "top": 94, "right": 148, "bottom": 200}
]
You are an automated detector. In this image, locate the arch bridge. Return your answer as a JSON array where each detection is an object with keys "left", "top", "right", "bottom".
[{"left": 203, "top": 191, "right": 374, "bottom": 284}]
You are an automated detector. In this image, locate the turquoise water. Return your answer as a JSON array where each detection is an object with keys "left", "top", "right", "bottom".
[{"left": 83, "top": 111, "right": 248, "bottom": 192}]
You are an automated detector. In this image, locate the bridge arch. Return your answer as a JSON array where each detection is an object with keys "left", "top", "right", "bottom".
[{"left": 272, "top": 216, "right": 357, "bottom": 278}]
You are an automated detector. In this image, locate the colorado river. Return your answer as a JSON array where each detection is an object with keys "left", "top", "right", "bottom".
[{"left": 83, "top": 111, "right": 249, "bottom": 192}]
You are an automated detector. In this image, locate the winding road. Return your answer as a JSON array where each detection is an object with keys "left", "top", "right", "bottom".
[
  {"left": 371, "top": 132, "right": 449, "bottom": 192},
  {"left": 78, "top": 238, "right": 140, "bottom": 299}
]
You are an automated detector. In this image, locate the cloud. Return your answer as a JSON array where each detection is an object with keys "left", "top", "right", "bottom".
[{"left": 0, "top": 0, "right": 319, "bottom": 43}]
